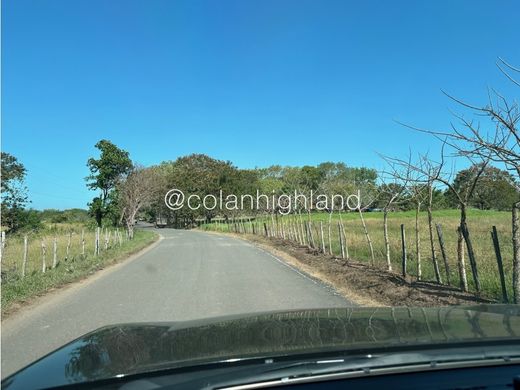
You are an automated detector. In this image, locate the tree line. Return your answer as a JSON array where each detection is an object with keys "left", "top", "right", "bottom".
[{"left": 1, "top": 148, "right": 518, "bottom": 234}]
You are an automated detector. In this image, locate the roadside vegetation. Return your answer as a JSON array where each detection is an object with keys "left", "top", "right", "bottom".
[
  {"left": 1, "top": 228, "right": 157, "bottom": 315},
  {"left": 1, "top": 145, "right": 159, "bottom": 316}
]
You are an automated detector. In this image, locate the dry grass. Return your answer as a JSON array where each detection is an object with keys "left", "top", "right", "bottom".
[
  {"left": 2, "top": 228, "right": 124, "bottom": 276},
  {"left": 1, "top": 228, "right": 158, "bottom": 316}
]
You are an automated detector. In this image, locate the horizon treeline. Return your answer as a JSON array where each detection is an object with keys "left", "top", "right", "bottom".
[{"left": 2, "top": 150, "right": 518, "bottom": 232}]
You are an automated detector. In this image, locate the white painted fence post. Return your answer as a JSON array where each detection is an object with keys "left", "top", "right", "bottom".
[
  {"left": 66, "top": 232, "right": 72, "bottom": 260},
  {"left": 52, "top": 237, "right": 58, "bottom": 268},
  {"left": 22, "top": 235, "right": 28, "bottom": 277},
  {"left": 41, "top": 240, "right": 47, "bottom": 273},
  {"left": 81, "top": 229, "right": 85, "bottom": 256}
]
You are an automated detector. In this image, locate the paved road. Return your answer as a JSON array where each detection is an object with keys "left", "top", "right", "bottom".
[{"left": 1, "top": 228, "right": 352, "bottom": 378}]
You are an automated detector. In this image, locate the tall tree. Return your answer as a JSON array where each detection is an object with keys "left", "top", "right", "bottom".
[
  {"left": 1, "top": 152, "right": 29, "bottom": 231},
  {"left": 446, "top": 164, "right": 518, "bottom": 211},
  {"left": 86, "top": 140, "right": 133, "bottom": 227},
  {"left": 118, "top": 166, "right": 160, "bottom": 238},
  {"left": 401, "top": 58, "right": 520, "bottom": 301}
]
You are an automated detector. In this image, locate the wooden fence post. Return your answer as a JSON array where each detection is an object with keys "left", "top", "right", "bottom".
[
  {"left": 457, "top": 227, "right": 468, "bottom": 292},
  {"left": 81, "top": 229, "right": 86, "bottom": 256},
  {"left": 41, "top": 240, "right": 46, "bottom": 273},
  {"left": 22, "top": 235, "right": 28, "bottom": 277},
  {"left": 435, "top": 224, "right": 451, "bottom": 286},
  {"left": 341, "top": 221, "right": 349, "bottom": 260},
  {"left": 52, "top": 237, "right": 58, "bottom": 269},
  {"left": 299, "top": 217, "right": 306, "bottom": 246},
  {"left": 491, "top": 226, "right": 509, "bottom": 303},
  {"left": 461, "top": 223, "right": 481, "bottom": 293},
  {"left": 328, "top": 221, "right": 333, "bottom": 256},
  {"left": 359, "top": 209, "right": 375, "bottom": 265},
  {"left": 307, "top": 221, "right": 316, "bottom": 249},
  {"left": 319, "top": 221, "right": 326, "bottom": 254},
  {"left": 104, "top": 228, "right": 109, "bottom": 250},
  {"left": 400, "top": 224, "right": 407, "bottom": 277},
  {"left": 66, "top": 232, "right": 72, "bottom": 260},
  {"left": 338, "top": 222, "right": 345, "bottom": 259},
  {"left": 95, "top": 227, "right": 100, "bottom": 256}
]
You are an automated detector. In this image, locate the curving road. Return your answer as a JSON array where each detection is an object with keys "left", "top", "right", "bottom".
[{"left": 1, "top": 228, "right": 352, "bottom": 378}]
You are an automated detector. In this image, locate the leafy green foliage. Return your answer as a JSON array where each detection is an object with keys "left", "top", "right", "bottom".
[
  {"left": 1, "top": 152, "right": 30, "bottom": 232},
  {"left": 445, "top": 164, "right": 519, "bottom": 211},
  {"left": 86, "top": 140, "right": 133, "bottom": 227}
]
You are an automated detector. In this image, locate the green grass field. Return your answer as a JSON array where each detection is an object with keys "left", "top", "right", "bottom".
[
  {"left": 1, "top": 228, "right": 158, "bottom": 314},
  {"left": 201, "top": 209, "right": 514, "bottom": 302}
]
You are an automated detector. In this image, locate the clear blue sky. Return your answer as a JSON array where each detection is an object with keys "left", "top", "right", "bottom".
[{"left": 2, "top": 0, "right": 519, "bottom": 210}]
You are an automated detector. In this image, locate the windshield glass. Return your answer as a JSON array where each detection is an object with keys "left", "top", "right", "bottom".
[{"left": 1, "top": 0, "right": 519, "bottom": 388}]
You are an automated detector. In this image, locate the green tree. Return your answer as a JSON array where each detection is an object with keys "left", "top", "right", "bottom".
[
  {"left": 1, "top": 152, "right": 30, "bottom": 232},
  {"left": 446, "top": 164, "right": 519, "bottom": 211},
  {"left": 86, "top": 140, "right": 133, "bottom": 227}
]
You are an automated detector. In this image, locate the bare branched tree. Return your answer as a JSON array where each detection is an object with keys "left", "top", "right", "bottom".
[
  {"left": 381, "top": 153, "right": 443, "bottom": 283},
  {"left": 383, "top": 144, "right": 489, "bottom": 292},
  {"left": 119, "top": 166, "right": 161, "bottom": 239},
  {"left": 379, "top": 153, "right": 412, "bottom": 271},
  {"left": 381, "top": 153, "right": 428, "bottom": 279},
  {"left": 397, "top": 58, "right": 519, "bottom": 299}
]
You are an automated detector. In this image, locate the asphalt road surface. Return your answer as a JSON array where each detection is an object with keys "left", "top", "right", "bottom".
[{"left": 1, "top": 228, "right": 352, "bottom": 378}]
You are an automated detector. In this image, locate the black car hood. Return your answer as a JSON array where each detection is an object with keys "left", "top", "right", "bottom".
[{"left": 3, "top": 305, "right": 520, "bottom": 389}]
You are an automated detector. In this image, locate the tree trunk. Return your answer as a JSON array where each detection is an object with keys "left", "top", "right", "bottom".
[
  {"left": 127, "top": 223, "right": 135, "bottom": 240},
  {"left": 400, "top": 224, "right": 407, "bottom": 277},
  {"left": 513, "top": 201, "right": 520, "bottom": 303},
  {"left": 358, "top": 208, "right": 375, "bottom": 265},
  {"left": 338, "top": 222, "right": 345, "bottom": 259},
  {"left": 415, "top": 202, "right": 422, "bottom": 280},
  {"left": 457, "top": 226, "right": 468, "bottom": 292},
  {"left": 427, "top": 204, "right": 442, "bottom": 283},
  {"left": 328, "top": 212, "right": 333, "bottom": 255},
  {"left": 384, "top": 209, "right": 392, "bottom": 271},
  {"left": 460, "top": 203, "right": 481, "bottom": 292},
  {"left": 339, "top": 213, "right": 349, "bottom": 260},
  {"left": 320, "top": 221, "right": 326, "bottom": 254},
  {"left": 435, "top": 223, "right": 451, "bottom": 286}
]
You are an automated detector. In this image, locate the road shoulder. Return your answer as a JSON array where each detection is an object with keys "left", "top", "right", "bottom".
[
  {"left": 204, "top": 231, "right": 493, "bottom": 307},
  {"left": 2, "top": 231, "right": 162, "bottom": 322}
]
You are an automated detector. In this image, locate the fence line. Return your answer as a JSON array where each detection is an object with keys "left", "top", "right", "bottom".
[
  {"left": 1, "top": 228, "right": 131, "bottom": 278},
  {"left": 204, "top": 213, "right": 513, "bottom": 302}
]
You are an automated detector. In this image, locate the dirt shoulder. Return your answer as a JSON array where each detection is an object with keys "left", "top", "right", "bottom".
[{"left": 224, "top": 232, "right": 493, "bottom": 307}]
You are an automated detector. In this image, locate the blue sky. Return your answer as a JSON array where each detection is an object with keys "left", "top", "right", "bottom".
[{"left": 2, "top": 0, "right": 520, "bottom": 210}]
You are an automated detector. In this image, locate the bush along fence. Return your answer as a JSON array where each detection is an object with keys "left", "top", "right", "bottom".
[
  {"left": 0, "top": 227, "right": 130, "bottom": 281},
  {"left": 202, "top": 213, "right": 518, "bottom": 304}
]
